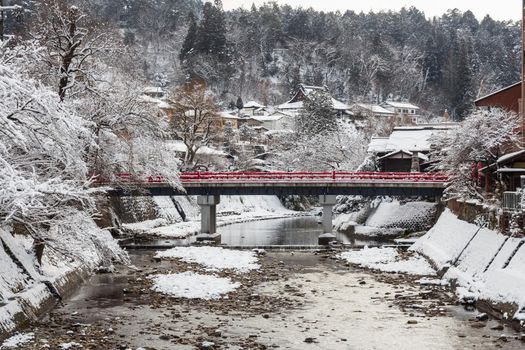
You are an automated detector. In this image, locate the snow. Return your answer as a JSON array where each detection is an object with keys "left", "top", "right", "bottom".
[
  {"left": 155, "top": 246, "right": 260, "bottom": 272},
  {"left": 0, "top": 333, "right": 34, "bottom": 348},
  {"left": 243, "top": 101, "right": 265, "bottom": 108},
  {"left": 353, "top": 103, "right": 395, "bottom": 115},
  {"left": 496, "top": 149, "right": 525, "bottom": 164},
  {"left": 166, "top": 140, "right": 227, "bottom": 156},
  {"left": 367, "top": 125, "right": 457, "bottom": 153},
  {"left": 339, "top": 247, "right": 436, "bottom": 276},
  {"left": 382, "top": 101, "right": 420, "bottom": 110},
  {"left": 412, "top": 209, "right": 525, "bottom": 319},
  {"left": 150, "top": 272, "right": 240, "bottom": 300},
  {"left": 130, "top": 195, "right": 295, "bottom": 238},
  {"left": 59, "top": 342, "right": 82, "bottom": 349}
]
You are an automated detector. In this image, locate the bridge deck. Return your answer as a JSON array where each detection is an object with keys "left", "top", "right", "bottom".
[{"left": 106, "top": 172, "right": 447, "bottom": 197}]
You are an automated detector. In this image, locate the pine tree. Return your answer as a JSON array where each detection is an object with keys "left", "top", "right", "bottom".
[
  {"left": 180, "top": 12, "right": 198, "bottom": 62},
  {"left": 236, "top": 96, "right": 244, "bottom": 110},
  {"left": 296, "top": 90, "right": 337, "bottom": 135},
  {"left": 195, "top": 1, "right": 227, "bottom": 61}
]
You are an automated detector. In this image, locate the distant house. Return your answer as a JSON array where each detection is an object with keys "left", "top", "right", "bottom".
[
  {"left": 242, "top": 101, "right": 266, "bottom": 116},
  {"left": 277, "top": 84, "right": 350, "bottom": 116},
  {"left": 350, "top": 103, "right": 395, "bottom": 118},
  {"left": 250, "top": 115, "right": 292, "bottom": 131},
  {"left": 381, "top": 101, "right": 420, "bottom": 116},
  {"left": 381, "top": 101, "right": 421, "bottom": 124},
  {"left": 142, "top": 86, "right": 165, "bottom": 99},
  {"left": 217, "top": 112, "right": 241, "bottom": 129},
  {"left": 368, "top": 124, "right": 458, "bottom": 172}
]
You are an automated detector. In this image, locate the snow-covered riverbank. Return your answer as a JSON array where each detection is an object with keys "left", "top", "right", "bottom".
[
  {"left": 0, "top": 213, "right": 127, "bottom": 339},
  {"left": 339, "top": 208, "right": 525, "bottom": 326}
]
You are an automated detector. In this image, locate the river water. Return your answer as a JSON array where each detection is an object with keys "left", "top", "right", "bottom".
[{"left": 127, "top": 216, "right": 380, "bottom": 248}]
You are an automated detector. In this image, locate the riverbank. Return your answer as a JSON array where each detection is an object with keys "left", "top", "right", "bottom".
[
  {"left": 411, "top": 209, "right": 525, "bottom": 328},
  {"left": 0, "top": 212, "right": 127, "bottom": 341},
  {"left": 6, "top": 249, "right": 523, "bottom": 349}
]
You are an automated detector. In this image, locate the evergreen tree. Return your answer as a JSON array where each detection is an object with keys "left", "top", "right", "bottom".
[
  {"left": 180, "top": 12, "right": 198, "bottom": 62},
  {"left": 195, "top": 1, "right": 227, "bottom": 61},
  {"left": 296, "top": 90, "right": 337, "bottom": 135},
  {"left": 236, "top": 96, "right": 244, "bottom": 110}
]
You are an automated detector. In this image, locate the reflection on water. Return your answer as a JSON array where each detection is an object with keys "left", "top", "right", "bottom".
[
  {"left": 220, "top": 216, "right": 379, "bottom": 246},
  {"left": 124, "top": 217, "right": 391, "bottom": 248}
]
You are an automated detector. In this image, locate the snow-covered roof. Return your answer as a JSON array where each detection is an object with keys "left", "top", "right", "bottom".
[
  {"left": 277, "top": 101, "right": 304, "bottom": 110},
  {"left": 382, "top": 101, "right": 420, "bottom": 110},
  {"left": 353, "top": 103, "right": 395, "bottom": 115},
  {"left": 497, "top": 149, "right": 525, "bottom": 165},
  {"left": 143, "top": 86, "right": 164, "bottom": 94},
  {"left": 331, "top": 98, "right": 351, "bottom": 110},
  {"left": 219, "top": 112, "right": 240, "bottom": 119},
  {"left": 496, "top": 168, "right": 525, "bottom": 173},
  {"left": 166, "top": 140, "right": 227, "bottom": 156},
  {"left": 368, "top": 126, "right": 454, "bottom": 153},
  {"left": 244, "top": 101, "right": 265, "bottom": 109},
  {"left": 251, "top": 115, "right": 282, "bottom": 122},
  {"left": 378, "top": 150, "right": 429, "bottom": 161},
  {"left": 277, "top": 99, "right": 349, "bottom": 111}
]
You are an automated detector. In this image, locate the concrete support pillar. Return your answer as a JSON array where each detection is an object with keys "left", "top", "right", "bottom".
[
  {"left": 318, "top": 195, "right": 337, "bottom": 245},
  {"left": 197, "top": 195, "right": 221, "bottom": 242}
]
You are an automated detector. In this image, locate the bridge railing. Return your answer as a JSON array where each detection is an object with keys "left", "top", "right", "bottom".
[{"left": 107, "top": 172, "right": 448, "bottom": 184}]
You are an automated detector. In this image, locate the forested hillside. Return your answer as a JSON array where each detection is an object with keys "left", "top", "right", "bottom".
[{"left": 5, "top": 0, "right": 520, "bottom": 119}]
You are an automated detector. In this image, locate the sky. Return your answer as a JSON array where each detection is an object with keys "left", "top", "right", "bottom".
[{"left": 222, "top": 0, "right": 521, "bottom": 21}]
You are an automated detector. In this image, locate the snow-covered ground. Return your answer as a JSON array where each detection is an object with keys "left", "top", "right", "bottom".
[
  {"left": 0, "top": 333, "right": 34, "bottom": 349},
  {"left": 124, "top": 195, "right": 299, "bottom": 238},
  {"left": 339, "top": 247, "right": 436, "bottom": 276},
  {"left": 150, "top": 272, "right": 240, "bottom": 300},
  {"left": 155, "top": 246, "right": 260, "bottom": 272},
  {"left": 334, "top": 199, "right": 438, "bottom": 238},
  {"left": 411, "top": 209, "right": 525, "bottom": 320}
]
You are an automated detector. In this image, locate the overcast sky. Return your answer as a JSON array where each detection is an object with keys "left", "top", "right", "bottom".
[{"left": 222, "top": 0, "right": 521, "bottom": 21}]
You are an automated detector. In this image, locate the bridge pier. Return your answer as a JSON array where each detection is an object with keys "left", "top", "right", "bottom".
[
  {"left": 196, "top": 195, "right": 221, "bottom": 243},
  {"left": 318, "top": 195, "right": 337, "bottom": 245}
]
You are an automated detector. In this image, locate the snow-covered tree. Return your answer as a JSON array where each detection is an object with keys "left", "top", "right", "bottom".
[
  {"left": 296, "top": 90, "right": 338, "bottom": 135},
  {"left": 0, "top": 51, "right": 99, "bottom": 235},
  {"left": 270, "top": 129, "right": 367, "bottom": 171},
  {"left": 168, "top": 81, "right": 220, "bottom": 168},
  {"left": 34, "top": 0, "right": 112, "bottom": 101},
  {"left": 431, "top": 108, "right": 520, "bottom": 200}
]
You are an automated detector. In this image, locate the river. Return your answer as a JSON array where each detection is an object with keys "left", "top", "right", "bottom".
[{"left": 20, "top": 217, "right": 525, "bottom": 349}]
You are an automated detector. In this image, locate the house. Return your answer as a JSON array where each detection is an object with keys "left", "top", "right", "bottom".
[
  {"left": 218, "top": 112, "right": 241, "bottom": 129},
  {"left": 242, "top": 101, "right": 266, "bottom": 116},
  {"left": 368, "top": 124, "right": 458, "bottom": 172},
  {"left": 480, "top": 149, "right": 525, "bottom": 192},
  {"left": 377, "top": 150, "right": 429, "bottom": 172},
  {"left": 381, "top": 101, "right": 420, "bottom": 116},
  {"left": 474, "top": 82, "right": 521, "bottom": 114},
  {"left": 277, "top": 84, "right": 350, "bottom": 116},
  {"left": 475, "top": 82, "right": 524, "bottom": 143},
  {"left": 381, "top": 101, "right": 421, "bottom": 124},
  {"left": 250, "top": 115, "right": 294, "bottom": 131},
  {"left": 350, "top": 103, "right": 396, "bottom": 118},
  {"left": 142, "top": 86, "right": 165, "bottom": 99}
]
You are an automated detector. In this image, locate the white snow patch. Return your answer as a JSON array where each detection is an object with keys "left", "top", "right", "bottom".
[
  {"left": 0, "top": 333, "right": 34, "bottom": 348},
  {"left": 150, "top": 272, "right": 240, "bottom": 300},
  {"left": 339, "top": 247, "right": 436, "bottom": 276},
  {"left": 155, "top": 246, "right": 260, "bottom": 272},
  {"left": 59, "top": 342, "right": 82, "bottom": 349}
]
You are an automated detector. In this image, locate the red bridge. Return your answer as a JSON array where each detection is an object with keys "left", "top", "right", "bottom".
[
  {"left": 110, "top": 171, "right": 447, "bottom": 197},
  {"left": 107, "top": 171, "right": 447, "bottom": 244}
]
